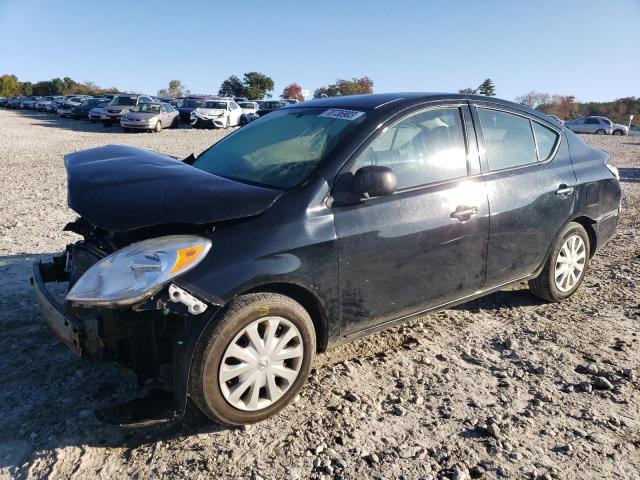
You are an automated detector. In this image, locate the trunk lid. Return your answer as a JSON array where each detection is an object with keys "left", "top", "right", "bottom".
[{"left": 65, "top": 145, "right": 283, "bottom": 232}]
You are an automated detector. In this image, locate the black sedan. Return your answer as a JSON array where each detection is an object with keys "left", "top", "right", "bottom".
[
  {"left": 70, "top": 98, "right": 107, "bottom": 120},
  {"left": 33, "top": 93, "right": 620, "bottom": 426}
]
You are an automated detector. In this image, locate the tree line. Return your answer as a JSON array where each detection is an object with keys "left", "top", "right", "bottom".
[
  {"left": 516, "top": 91, "right": 639, "bottom": 124},
  {"left": 0, "top": 74, "right": 119, "bottom": 97}
]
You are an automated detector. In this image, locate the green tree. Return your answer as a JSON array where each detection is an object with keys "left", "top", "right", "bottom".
[
  {"left": 158, "top": 79, "right": 190, "bottom": 98},
  {"left": 50, "top": 78, "right": 65, "bottom": 95},
  {"left": 478, "top": 78, "right": 496, "bottom": 96},
  {"left": 243, "top": 72, "right": 274, "bottom": 100},
  {"left": 458, "top": 87, "right": 477, "bottom": 94},
  {"left": 218, "top": 75, "right": 246, "bottom": 97},
  {"left": 0, "top": 74, "right": 22, "bottom": 97},
  {"left": 21, "top": 81, "right": 33, "bottom": 95},
  {"left": 313, "top": 76, "right": 374, "bottom": 98}
]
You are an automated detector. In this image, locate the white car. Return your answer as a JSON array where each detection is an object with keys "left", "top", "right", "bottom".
[
  {"left": 611, "top": 123, "right": 629, "bottom": 136},
  {"left": 36, "top": 96, "right": 62, "bottom": 112},
  {"left": 238, "top": 101, "right": 258, "bottom": 115},
  {"left": 190, "top": 98, "right": 243, "bottom": 129}
]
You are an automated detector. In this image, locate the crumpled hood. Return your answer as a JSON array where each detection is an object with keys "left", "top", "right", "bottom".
[
  {"left": 65, "top": 145, "right": 283, "bottom": 232},
  {"left": 193, "top": 108, "right": 225, "bottom": 117}
]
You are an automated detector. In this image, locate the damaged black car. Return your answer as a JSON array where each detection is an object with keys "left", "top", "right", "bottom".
[{"left": 33, "top": 93, "right": 620, "bottom": 425}]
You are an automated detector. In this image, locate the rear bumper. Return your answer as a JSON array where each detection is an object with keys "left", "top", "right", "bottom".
[{"left": 31, "top": 261, "right": 85, "bottom": 356}]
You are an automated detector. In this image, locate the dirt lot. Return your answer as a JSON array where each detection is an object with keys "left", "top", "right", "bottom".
[{"left": 0, "top": 109, "right": 638, "bottom": 480}]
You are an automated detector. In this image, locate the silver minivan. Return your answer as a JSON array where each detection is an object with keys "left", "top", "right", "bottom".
[{"left": 564, "top": 116, "right": 613, "bottom": 135}]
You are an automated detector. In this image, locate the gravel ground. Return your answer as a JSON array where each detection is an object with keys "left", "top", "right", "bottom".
[{"left": 0, "top": 109, "right": 638, "bottom": 480}]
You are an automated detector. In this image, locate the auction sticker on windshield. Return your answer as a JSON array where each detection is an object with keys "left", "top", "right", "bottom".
[{"left": 319, "top": 109, "right": 365, "bottom": 121}]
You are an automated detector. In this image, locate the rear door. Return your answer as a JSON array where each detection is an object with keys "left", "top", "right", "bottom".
[
  {"left": 334, "top": 103, "right": 489, "bottom": 336},
  {"left": 471, "top": 103, "right": 577, "bottom": 286}
]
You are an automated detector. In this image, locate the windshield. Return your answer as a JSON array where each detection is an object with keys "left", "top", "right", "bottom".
[
  {"left": 202, "top": 101, "right": 226, "bottom": 109},
  {"left": 239, "top": 102, "right": 256, "bottom": 109},
  {"left": 131, "top": 103, "right": 161, "bottom": 113},
  {"left": 191, "top": 108, "right": 367, "bottom": 189},
  {"left": 259, "top": 101, "right": 285, "bottom": 110},
  {"left": 179, "top": 99, "right": 200, "bottom": 108},
  {"left": 110, "top": 96, "right": 137, "bottom": 106}
]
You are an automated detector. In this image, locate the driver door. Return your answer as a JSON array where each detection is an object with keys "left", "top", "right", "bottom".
[{"left": 333, "top": 104, "right": 489, "bottom": 336}]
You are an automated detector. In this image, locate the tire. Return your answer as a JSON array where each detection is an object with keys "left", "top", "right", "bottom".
[
  {"left": 224, "top": 116, "right": 230, "bottom": 129},
  {"left": 613, "top": 130, "right": 623, "bottom": 136},
  {"left": 595, "top": 129, "right": 606, "bottom": 135},
  {"left": 189, "top": 292, "right": 315, "bottom": 425},
  {"left": 154, "top": 121, "right": 162, "bottom": 133},
  {"left": 528, "top": 222, "right": 590, "bottom": 302}
]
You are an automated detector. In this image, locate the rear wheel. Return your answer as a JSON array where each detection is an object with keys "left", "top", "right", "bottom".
[
  {"left": 529, "top": 222, "right": 590, "bottom": 302},
  {"left": 595, "top": 129, "right": 606, "bottom": 135},
  {"left": 189, "top": 292, "right": 315, "bottom": 425}
]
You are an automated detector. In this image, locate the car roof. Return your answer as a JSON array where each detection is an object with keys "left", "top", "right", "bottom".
[{"left": 287, "top": 92, "right": 539, "bottom": 112}]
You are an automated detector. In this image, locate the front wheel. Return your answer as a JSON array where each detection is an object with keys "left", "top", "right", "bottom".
[
  {"left": 154, "top": 121, "right": 162, "bottom": 133},
  {"left": 189, "top": 292, "right": 315, "bottom": 425},
  {"left": 595, "top": 129, "right": 606, "bottom": 135},
  {"left": 224, "top": 116, "right": 230, "bottom": 129},
  {"left": 613, "top": 130, "right": 623, "bottom": 136},
  {"left": 529, "top": 222, "right": 590, "bottom": 302}
]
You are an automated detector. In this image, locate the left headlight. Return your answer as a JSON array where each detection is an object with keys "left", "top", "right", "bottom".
[{"left": 66, "top": 235, "right": 211, "bottom": 307}]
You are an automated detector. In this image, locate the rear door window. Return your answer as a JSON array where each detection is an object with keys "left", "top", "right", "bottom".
[
  {"left": 532, "top": 122, "right": 559, "bottom": 161},
  {"left": 356, "top": 107, "right": 468, "bottom": 189},
  {"left": 477, "top": 108, "right": 537, "bottom": 170}
]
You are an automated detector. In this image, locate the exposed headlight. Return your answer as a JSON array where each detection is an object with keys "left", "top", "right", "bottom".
[
  {"left": 606, "top": 164, "right": 620, "bottom": 181},
  {"left": 66, "top": 235, "right": 211, "bottom": 307}
]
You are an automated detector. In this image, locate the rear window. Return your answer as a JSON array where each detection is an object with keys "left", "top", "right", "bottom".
[
  {"left": 192, "top": 108, "right": 366, "bottom": 189},
  {"left": 110, "top": 96, "right": 137, "bottom": 106}
]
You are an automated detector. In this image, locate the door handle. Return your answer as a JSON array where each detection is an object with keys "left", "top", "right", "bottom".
[
  {"left": 450, "top": 205, "right": 478, "bottom": 222},
  {"left": 555, "top": 184, "right": 575, "bottom": 197}
]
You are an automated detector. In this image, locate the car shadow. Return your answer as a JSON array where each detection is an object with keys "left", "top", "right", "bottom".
[
  {"left": 12, "top": 109, "right": 189, "bottom": 134},
  {"left": 0, "top": 250, "right": 544, "bottom": 469},
  {"left": 618, "top": 167, "right": 640, "bottom": 183}
]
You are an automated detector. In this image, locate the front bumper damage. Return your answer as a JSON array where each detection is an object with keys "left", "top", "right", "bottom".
[
  {"left": 32, "top": 261, "right": 85, "bottom": 356},
  {"left": 31, "top": 245, "right": 217, "bottom": 426},
  {"left": 190, "top": 115, "right": 225, "bottom": 128}
]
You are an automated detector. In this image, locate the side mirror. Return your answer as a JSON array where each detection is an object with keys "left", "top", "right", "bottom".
[{"left": 352, "top": 165, "right": 397, "bottom": 198}]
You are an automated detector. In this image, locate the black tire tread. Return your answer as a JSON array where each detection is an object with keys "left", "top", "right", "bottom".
[
  {"left": 189, "top": 292, "right": 314, "bottom": 425},
  {"left": 528, "top": 222, "right": 590, "bottom": 303}
]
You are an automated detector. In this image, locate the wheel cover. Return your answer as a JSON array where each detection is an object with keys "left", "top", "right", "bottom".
[
  {"left": 554, "top": 234, "right": 586, "bottom": 292},
  {"left": 218, "top": 316, "right": 304, "bottom": 411}
]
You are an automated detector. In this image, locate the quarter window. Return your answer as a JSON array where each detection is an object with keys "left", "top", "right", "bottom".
[
  {"left": 478, "top": 108, "right": 537, "bottom": 170},
  {"left": 356, "top": 107, "right": 468, "bottom": 189},
  {"left": 532, "top": 122, "right": 559, "bottom": 160}
]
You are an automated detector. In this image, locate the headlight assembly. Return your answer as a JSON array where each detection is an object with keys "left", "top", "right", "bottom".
[{"left": 66, "top": 235, "right": 211, "bottom": 307}]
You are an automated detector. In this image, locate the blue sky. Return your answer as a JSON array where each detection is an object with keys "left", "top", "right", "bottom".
[{"left": 1, "top": 0, "right": 638, "bottom": 102}]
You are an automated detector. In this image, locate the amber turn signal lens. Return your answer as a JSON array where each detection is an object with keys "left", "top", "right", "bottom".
[{"left": 170, "top": 244, "right": 205, "bottom": 275}]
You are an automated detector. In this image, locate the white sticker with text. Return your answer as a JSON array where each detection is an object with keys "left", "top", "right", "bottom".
[{"left": 319, "top": 108, "right": 365, "bottom": 121}]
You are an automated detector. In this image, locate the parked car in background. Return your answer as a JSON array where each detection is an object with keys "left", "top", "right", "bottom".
[
  {"left": 7, "top": 97, "right": 23, "bottom": 108},
  {"left": 611, "top": 122, "right": 629, "bottom": 136},
  {"left": 20, "top": 96, "right": 42, "bottom": 109},
  {"left": 36, "top": 96, "right": 61, "bottom": 111},
  {"left": 190, "top": 97, "right": 242, "bottom": 128},
  {"left": 120, "top": 102, "right": 179, "bottom": 132},
  {"left": 564, "top": 116, "right": 613, "bottom": 135},
  {"left": 71, "top": 98, "right": 105, "bottom": 120},
  {"left": 237, "top": 101, "right": 259, "bottom": 125},
  {"left": 34, "top": 92, "right": 621, "bottom": 426},
  {"left": 0, "top": 97, "right": 7, "bottom": 107},
  {"left": 176, "top": 96, "right": 207, "bottom": 123},
  {"left": 255, "top": 100, "right": 286, "bottom": 117},
  {"left": 88, "top": 100, "right": 109, "bottom": 122},
  {"left": 57, "top": 96, "right": 90, "bottom": 117},
  {"left": 103, "top": 94, "right": 154, "bottom": 126}
]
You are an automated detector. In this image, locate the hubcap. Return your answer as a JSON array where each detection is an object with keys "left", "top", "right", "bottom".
[
  {"left": 554, "top": 234, "right": 586, "bottom": 292},
  {"left": 219, "top": 316, "right": 304, "bottom": 411}
]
